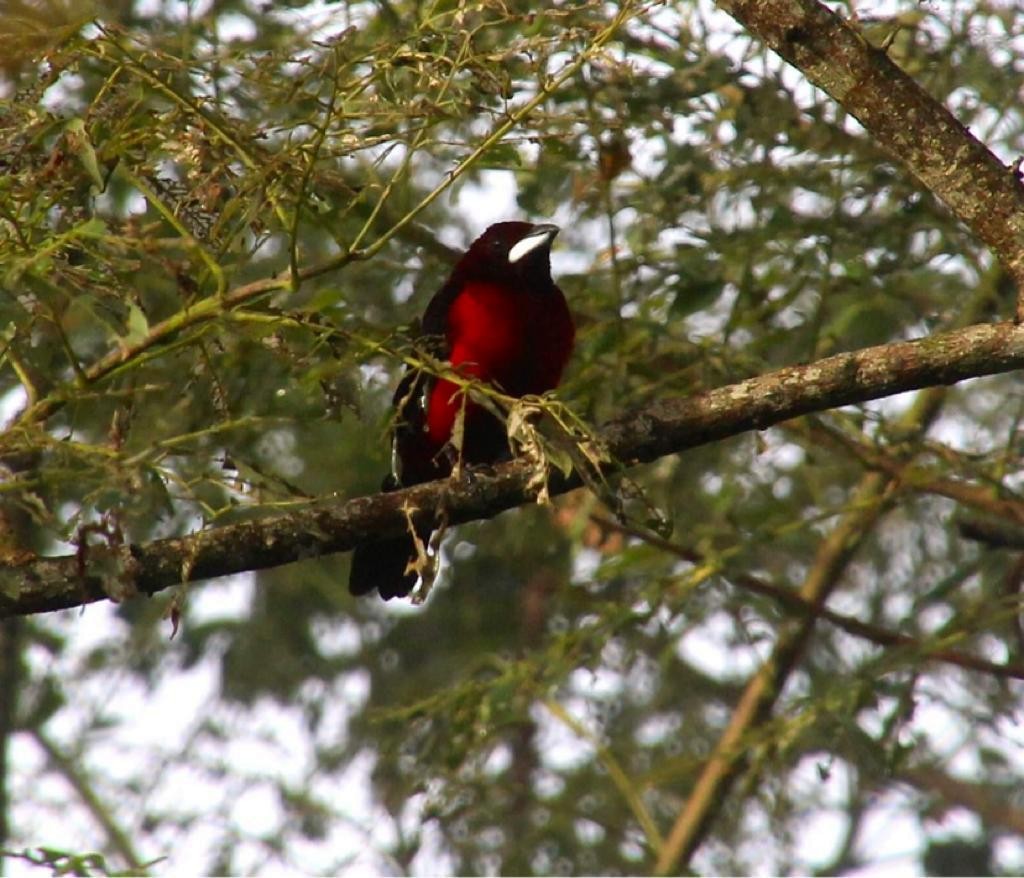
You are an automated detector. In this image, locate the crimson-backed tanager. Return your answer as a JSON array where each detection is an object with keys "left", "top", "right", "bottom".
[{"left": 349, "top": 221, "right": 575, "bottom": 600}]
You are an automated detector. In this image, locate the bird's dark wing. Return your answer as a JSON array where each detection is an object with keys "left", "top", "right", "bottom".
[
  {"left": 420, "top": 274, "right": 461, "bottom": 338},
  {"left": 387, "top": 296, "right": 452, "bottom": 487}
]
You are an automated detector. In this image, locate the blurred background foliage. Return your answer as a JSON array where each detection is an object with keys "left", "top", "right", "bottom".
[{"left": 2, "top": 0, "right": 1024, "bottom": 874}]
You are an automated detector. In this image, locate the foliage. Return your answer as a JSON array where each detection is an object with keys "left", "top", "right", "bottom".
[{"left": 2, "top": 0, "right": 1024, "bottom": 875}]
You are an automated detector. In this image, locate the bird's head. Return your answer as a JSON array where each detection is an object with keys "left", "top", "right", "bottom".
[{"left": 456, "top": 221, "right": 560, "bottom": 290}]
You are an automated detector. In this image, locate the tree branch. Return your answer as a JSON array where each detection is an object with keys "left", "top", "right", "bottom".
[
  {"left": 30, "top": 729, "right": 145, "bottom": 872},
  {"left": 787, "top": 419, "right": 1024, "bottom": 526},
  {"left": 714, "top": 0, "right": 1024, "bottom": 313},
  {"left": 901, "top": 766, "right": 1024, "bottom": 836},
  {"left": 8, "top": 4, "right": 641, "bottom": 435},
  {"left": 651, "top": 281, "right": 1000, "bottom": 871},
  {"left": 593, "top": 516, "right": 1024, "bottom": 682},
  {"left": 2, "top": 321, "right": 1024, "bottom": 618},
  {"left": 0, "top": 619, "right": 22, "bottom": 868},
  {"left": 655, "top": 470, "right": 892, "bottom": 874},
  {"left": 958, "top": 515, "right": 1024, "bottom": 550}
]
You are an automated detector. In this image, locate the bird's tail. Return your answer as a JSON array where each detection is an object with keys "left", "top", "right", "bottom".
[{"left": 349, "top": 534, "right": 420, "bottom": 600}]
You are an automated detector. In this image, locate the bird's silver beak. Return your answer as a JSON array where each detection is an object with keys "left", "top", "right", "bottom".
[{"left": 508, "top": 224, "right": 560, "bottom": 264}]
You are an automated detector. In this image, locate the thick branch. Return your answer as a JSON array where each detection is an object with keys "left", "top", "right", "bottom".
[
  {"left": 715, "top": 0, "right": 1024, "bottom": 307},
  {"left": 3, "top": 321, "right": 1024, "bottom": 617}
]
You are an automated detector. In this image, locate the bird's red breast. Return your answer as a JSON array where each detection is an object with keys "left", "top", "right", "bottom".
[{"left": 426, "top": 278, "right": 574, "bottom": 447}]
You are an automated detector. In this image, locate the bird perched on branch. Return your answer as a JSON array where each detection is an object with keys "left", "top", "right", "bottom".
[{"left": 349, "top": 221, "right": 575, "bottom": 600}]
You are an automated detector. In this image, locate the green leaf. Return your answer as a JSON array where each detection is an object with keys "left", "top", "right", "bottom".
[
  {"left": 123, "top": 302, "right": 149, "bottom": 345},
  {"left": 64, "top": 117, "right": 106, "bottom": 191}
]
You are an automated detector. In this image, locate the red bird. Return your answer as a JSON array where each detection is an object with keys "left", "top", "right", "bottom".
[{"left": 349, "top": 221, "right": 575, "bottom": 599}]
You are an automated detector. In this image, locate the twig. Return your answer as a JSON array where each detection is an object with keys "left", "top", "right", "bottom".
[
  {"left": 0, "top": 619, "right": 22, "bottom": 865},
  {"left": 900, "top": 766, "right": 1024, "bottom": 835},
  {"left": 593, "top": 515, "right": 1024, "bottom": 681},
  {"left": 30, "top": 729, "right": 146, "bottom": 873},
  {"left": 544, "top": 699, "right": 664, "bottom": 854}
]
